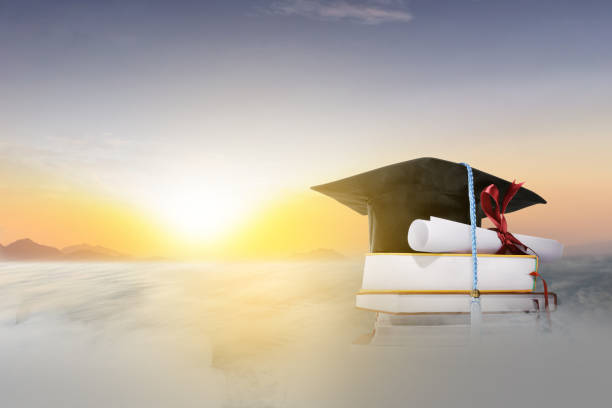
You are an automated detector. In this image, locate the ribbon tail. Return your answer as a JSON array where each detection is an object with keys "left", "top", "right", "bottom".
[{"left": 530, "top": 271, "right": 549, "bottom": 311}]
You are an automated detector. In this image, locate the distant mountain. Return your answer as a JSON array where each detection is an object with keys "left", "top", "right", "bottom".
[
  {"left": 0, "top": 239, "right": 131, "bottom": 261},
  {"left": 61, "top": 244, "right": 128, "bottom": 260},
  {"left": 0, "top": 238, "right": 63, "bottom": 260},
  {"left": 290, "top": 248, "right": 345, "bottom": 260},
  {"left": 62, "top": 249, "right": 131, "bottom": 261},
  {"left": 564, "top": 241, "right": 612, "bottom": 256}
]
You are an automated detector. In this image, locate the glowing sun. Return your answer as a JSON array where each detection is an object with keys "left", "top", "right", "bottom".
[{"left": 154, "top": 187, "right": 247, "bottom": 241}]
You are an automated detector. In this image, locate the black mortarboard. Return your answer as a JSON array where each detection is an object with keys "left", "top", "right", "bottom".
[{"left": 311, "top": 157, "right": 546, "bottom": 253}]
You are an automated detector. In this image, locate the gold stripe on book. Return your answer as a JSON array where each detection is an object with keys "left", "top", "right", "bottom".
[
  {"left": 355, "top": 307, "right": 540, "bottom": 315},
  {"left": 367, "top": 252, "right": 537, "bottom": 259},
  {"left": 357, "top": 289, "right": 534, "bottom": 295}
]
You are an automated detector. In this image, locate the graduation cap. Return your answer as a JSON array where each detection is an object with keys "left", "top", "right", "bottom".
[{"left": 311, "top": 157, "right": 546, "bottom": 253}]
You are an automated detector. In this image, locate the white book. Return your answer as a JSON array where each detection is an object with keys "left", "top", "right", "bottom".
[
  {"left": 355, "top": 292, "right": 556, "bottom": 314},
  {"left": 356, "top": 312, "right": 552, "bottom": 346},
  {"left": 362, "top": 253, "right": 537, "bottom": 292}
]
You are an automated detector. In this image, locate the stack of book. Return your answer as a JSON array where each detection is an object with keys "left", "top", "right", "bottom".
[
  {"left": 355, "top": 253, "right": 557, "bottom": 314},
  {"left": 312, "top": 157, "right": 562, "bottom": 317}
]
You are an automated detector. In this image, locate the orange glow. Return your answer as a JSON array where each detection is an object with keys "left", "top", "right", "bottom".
[
  {"left": 2, "top": 149, "right": 611, "bottom": 259},
  {"left": 221, "top": 191, "right": 368, "bottom": 258}
]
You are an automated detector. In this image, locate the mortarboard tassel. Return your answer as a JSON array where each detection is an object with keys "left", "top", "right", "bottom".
[{"left": 460, "top": 162, "right": 481, "bottom": 335}]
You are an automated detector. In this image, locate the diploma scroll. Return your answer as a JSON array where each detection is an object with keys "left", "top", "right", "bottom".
[{"left": 407, "top": 217, "right": 563, "bottom": 262}]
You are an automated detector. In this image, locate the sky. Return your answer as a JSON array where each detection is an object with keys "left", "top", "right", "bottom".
[{"left": 1, "top": 0, "right": 611, "bottom": 258}]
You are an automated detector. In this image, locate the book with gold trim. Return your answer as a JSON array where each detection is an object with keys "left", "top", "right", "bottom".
[
  {"left": 356, "top": 292, "right": 556, "bottom": 314},
  {"left": 362, "top": 253, "right": 537, "bottom": 292}
]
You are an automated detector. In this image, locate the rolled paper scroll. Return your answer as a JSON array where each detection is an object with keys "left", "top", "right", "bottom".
[{"left": 407, "top": 217, "right": 563, "bottom": 262}]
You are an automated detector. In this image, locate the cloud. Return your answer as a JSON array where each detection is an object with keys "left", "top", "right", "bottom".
[{"left": 268, "top": 0, "right": 413, "bottom": 24}]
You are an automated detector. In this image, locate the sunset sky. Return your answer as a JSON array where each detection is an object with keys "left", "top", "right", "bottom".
[{"left": 1, "top": 0, "right": 611, "bottom": 258}]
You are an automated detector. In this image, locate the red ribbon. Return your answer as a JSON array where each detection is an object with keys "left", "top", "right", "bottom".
[
  {"left": 480, "top": 181, "right": 529, "bottom": 255},
  {"left": 481, "top": 181, "right": 550, "bottom": 312},
  {"left": 529, "top": 270, "right": 549, "bottom": 310}
]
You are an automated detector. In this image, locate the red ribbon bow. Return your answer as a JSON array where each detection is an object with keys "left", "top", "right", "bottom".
[
  {"left": 481, "top": 181, "right": 549, "bottom": 312},
  {"left": 480, "top": 181, "right": 529, "bottom": 255}
]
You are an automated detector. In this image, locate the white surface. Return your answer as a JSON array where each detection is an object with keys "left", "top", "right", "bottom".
[
  {"left": 362, "top": 253, "right": 536, "bottom": 291},
  {"left": 407, "top": 217, "right": 563, "bottom": 262},
  {"left": 356, "top": 293, "right": 556, "bottom": 314}
]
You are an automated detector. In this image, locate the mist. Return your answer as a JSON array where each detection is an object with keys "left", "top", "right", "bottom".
[{"left": 0, "top": 257, "right": 610, "bottom": 407}]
